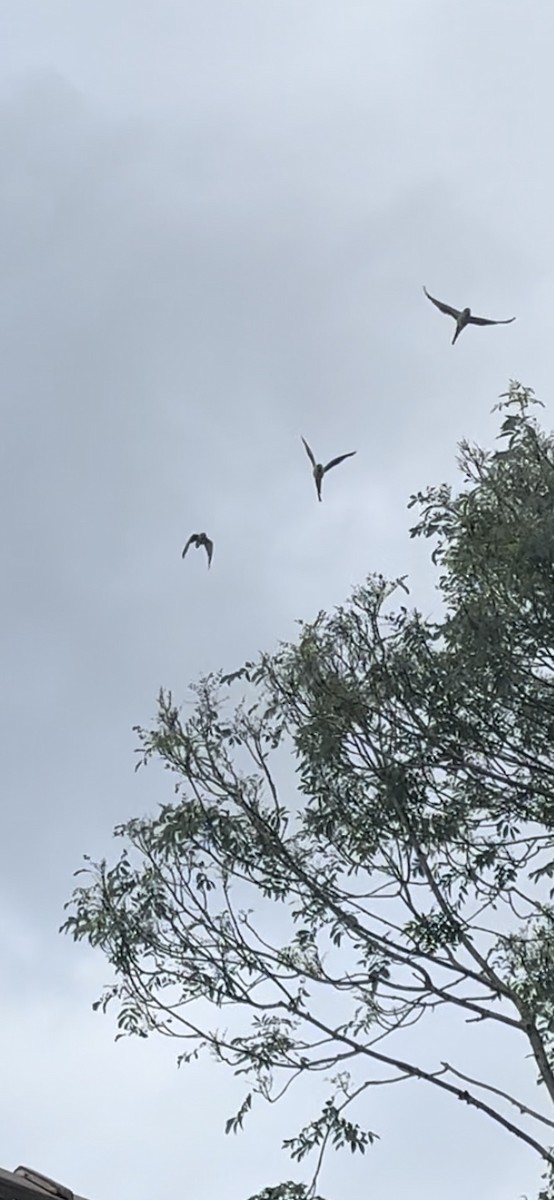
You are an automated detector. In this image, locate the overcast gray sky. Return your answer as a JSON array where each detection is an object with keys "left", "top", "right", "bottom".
[{"left": 1, "top": 2, "right": 553, "bottom": 1197}]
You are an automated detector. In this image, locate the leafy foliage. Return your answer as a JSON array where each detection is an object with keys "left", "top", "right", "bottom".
[{"left": 63, "top": 383, "right": 554, "bottom": 1199}]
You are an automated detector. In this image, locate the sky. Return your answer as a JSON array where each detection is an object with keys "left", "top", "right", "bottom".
[{"left": 1, "top": 1, "right": 553, "bottom": 1197}]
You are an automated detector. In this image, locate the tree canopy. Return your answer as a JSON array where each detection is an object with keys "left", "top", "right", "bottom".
[{"left": 63, "top": 382, "right": 554, "bottom": 1200}]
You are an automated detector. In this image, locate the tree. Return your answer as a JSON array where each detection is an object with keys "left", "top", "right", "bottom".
[{"left": 63, "top": 382, "right": 554, "bottom": 1200}]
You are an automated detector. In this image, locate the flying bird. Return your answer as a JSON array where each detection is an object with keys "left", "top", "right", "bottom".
[
  {"left": 182, "top": 532, "right": 213, "bottom": 567},
  {"left": 301, "top": 437, "right": 356, "bottom": 501},
  {"left": 423, "top": 286, "right": 516, "bottom": 345}
]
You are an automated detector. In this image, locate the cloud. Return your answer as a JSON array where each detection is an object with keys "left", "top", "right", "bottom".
[{"left": 1, "top": 3, "right": 554, "bottom": 1196}]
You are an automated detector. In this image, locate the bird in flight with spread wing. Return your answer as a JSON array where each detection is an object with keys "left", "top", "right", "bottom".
[
  {"left": 301, "top": 437, "right": 356, "bottom": 501},
  {"left": 423, "top": 286, "right": 516, "bottom": 345},
  {"left": 182, "top": 532, "right": 213, "bottom": 567}
]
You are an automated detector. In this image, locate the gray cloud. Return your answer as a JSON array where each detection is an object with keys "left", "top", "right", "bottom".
[{"left": 1, "top": 3, "right": 553, "bottom": 1196}]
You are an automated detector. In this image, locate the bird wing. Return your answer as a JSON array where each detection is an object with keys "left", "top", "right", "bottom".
[
  {"left": 182, "top": 534, "right": 198, "bottom": 559},
  {"left": 423, "top": 286, "right": 461, "bottom": 320},
  {"left": 203, "top": 536, "right": 214, "bottom": 566},
  {"left": 324, "top": 451, "right": 356, "bottom": 473},
  {"left": 468, "top": 314, "right": 516, "bottom": 327},
  {"left": 301, "top": 436, "right": 317, "bottom": 468}
]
